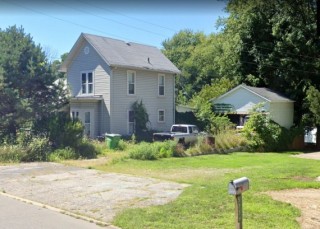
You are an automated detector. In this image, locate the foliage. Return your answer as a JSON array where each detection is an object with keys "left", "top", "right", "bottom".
[
  {"left": 131, "top": 100, "right": 150, "bottom": 135},
  {"left": 21, "top": 136, "right": 51, "bottom": 162},
  {"left": 34, "top": 112, "right": 84, "bottom": 149},
  {"left": 242, "top": 104, "right": 297, "bottom": 151},
  {"left": 0, "top": 144, "right": 26, "bottom": 162},
  {"left": 304, "top": 86, "right": 320, "bottom": 127},
  {"left": 162, "top": 30, "right": 209, "bottom": 103},
  {"left": 190, "top": 77, "right": 236, "bottom": 135},
  {"left": 128, "top": 141, "right": 177, "bottom": 160},
  {"left": 215, "top": 130, "right": 248, "bottom": 153},
  {"left": 185, "top": 136, "right": 214, "bottom": 156},
  {"left": 48, "top": 147, "right": 77, "bottom": 162},
  {"left": 75, "top": 137, "right": 98, "bottom": 159},
  {"left": 0, "top": 26, "right": 68, "bottom": 142}
]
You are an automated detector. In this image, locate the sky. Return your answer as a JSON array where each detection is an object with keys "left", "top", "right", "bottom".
[{"left": 0, "top": 0, "right": 229, "bottom": 61}]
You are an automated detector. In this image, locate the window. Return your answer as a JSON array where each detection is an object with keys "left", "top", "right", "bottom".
[
  {"left": 127, "top": 70, "right": 136, "bottom": 95},
  {"left": 81, "top": 72, "right": 93, "bottom": 95},
  {"left": 158, "top": 109, "right": 165, "bottom": 123},
  {"left": 84, "top": 111, "right": 91, "bottom": 137},
  {"left": 71, "top": 111, "right": 79, "bottom": 120},
  {"left": 128, "top": 110, "right": 135, "bottom": 134},
  {"left": 158, "top": 74, "right": 165, "bottom": 96}
]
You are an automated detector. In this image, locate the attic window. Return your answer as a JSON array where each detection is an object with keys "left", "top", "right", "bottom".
[{"left": 84, "top": 46, "right": 89, "bottom": 55}]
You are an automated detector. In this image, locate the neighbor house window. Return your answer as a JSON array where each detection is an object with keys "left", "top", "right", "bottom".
[
  {"left": 128, "top": 110, "right": 135, "bottom": 134},
  {"left": 81, "top": 71, "right": 93, "bottom": 95},
  {"left": 127, "top": 70, "right": 136, "bottom": 95},
  {"left": 158, "top": 109, "right": 165, "bottom": 122},
  {"left": 158, "top": 74, "right": 165, "bottom": 96}
]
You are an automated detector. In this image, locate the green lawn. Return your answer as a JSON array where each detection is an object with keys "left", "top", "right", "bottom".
[{"left": 92, "top": 152, "right": 320, "bottom": 229}]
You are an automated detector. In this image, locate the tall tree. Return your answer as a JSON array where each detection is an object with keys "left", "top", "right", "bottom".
[
  {"left": 0, "top": 26, "right": 68, "bottom": 141},
  {"left": 162, "top": 30, "right": 206, "bottom": 103}
]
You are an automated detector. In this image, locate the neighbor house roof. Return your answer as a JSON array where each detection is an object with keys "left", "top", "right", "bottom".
[
  {"left": 211, "top": 84, "right": 294, "bottom": 103},
  {"left": 60, "top": 33, "right": 181, "bottom": 74}
]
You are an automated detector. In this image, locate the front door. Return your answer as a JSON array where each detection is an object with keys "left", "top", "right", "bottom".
[{"left": 71, "top": 109, "right": 94, "bottom": 138}]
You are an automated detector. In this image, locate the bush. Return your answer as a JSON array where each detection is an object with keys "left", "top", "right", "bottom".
[
  {"left": 242, "top": 106, "right": 297, "bottom": 151},
  {"left": 48, "top": 147, "right": 77, "bottom": 162},
  {"left": 215, "top": 130, "right": 248, "bottom": 152},
  {"left": 0, "top": 144, "right": 26, "bottom": 162},
  {"left": 75, "top": 138, "right": 98, "bottom": 159},
  {"left": 34, "top": 112, "right": 84, "bottom": 149},
  {"left": 128, "top": 141, "right": 177, "bottom": 160},
  {"left": 22, "top": 136, "right": 51, "bottom": 162},
  {"left": 185, "top": 136, "right": 214, "bottom": 156}
]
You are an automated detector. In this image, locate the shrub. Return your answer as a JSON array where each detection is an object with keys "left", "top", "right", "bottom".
[
  {"left": 185, "top": 136, "right": 214, "bottom": 156},
  {"left": 215, "top": 130, "right": 248, "bottom": 152},
  {"left": 22, "top": 136, "right": 51, "bottom": 162},
  {"left": 48, "top": 147, "right": 77, "bottom": 162},
  {"left": 75, "top": 138, "right": 98, "bottom": 159},
  {"left": 242, "top": 106, "right": 297, "bottom": 151},
  {"left": 0, "top": 144, "right": 26, "bottom": 162},
  {"left": 128, "top": 141, "right": 177, "bottom": 160},
  {"left": 117, "top": 139, "right": 129, "bottom": 151}
]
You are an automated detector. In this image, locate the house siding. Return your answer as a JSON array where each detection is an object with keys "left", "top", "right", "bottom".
[
  {"left": 214, "top": 88, "right": 270, "bottom": 111},
  {"left": 67, "top": 40, "right": 111, "bottom": 136},
  {"left": 110, "top": 68, "right": 175, "bottom": 135},
  {"left": 269, "top": 102, "right": 294, "bottom": 129}
]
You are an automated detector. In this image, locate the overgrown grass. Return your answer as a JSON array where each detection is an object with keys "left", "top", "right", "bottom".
[{"left": 91, "top": 152, "right": 320, "bottom": 229}]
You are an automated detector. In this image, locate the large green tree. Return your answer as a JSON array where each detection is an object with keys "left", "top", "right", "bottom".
[
  {"left": 0, "top": 26, "right": 68, "bottom": 141},
  {"left": 162, "top": 30, "right": 207, "bottom": 103}
]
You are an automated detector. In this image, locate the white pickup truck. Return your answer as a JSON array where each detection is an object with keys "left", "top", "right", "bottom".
[{"left": 153, "top": 124, "right": 200, "bottom": 145}]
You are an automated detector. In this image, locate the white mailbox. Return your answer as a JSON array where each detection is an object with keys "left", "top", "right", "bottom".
[{"left": 228, "top": 177, "right": 249, "bottom": 195}]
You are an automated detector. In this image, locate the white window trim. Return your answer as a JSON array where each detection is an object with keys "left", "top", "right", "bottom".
[
  {"left": 127, "top": 109, "right": 135, "bottom": 135},
  {"left": 158, "top": 74, "right": 165, "bottom": 97},
  {"left": 80, "top": 71, "right": 94, "bottom": 95},
  {"left": 127, "top": 70, "right": 136, "bottom": 96},
  {"left": 158, "top": 109, "right": 165, "bottom": 123}
]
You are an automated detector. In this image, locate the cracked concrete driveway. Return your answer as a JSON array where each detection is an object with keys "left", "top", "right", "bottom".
[{"left": 0, "top": 163, "right": 188, "bottom": 226}]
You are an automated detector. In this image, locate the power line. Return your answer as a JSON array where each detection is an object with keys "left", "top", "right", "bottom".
[
  {"left": 1, "top": 0, "right": 142, "bottom": 43},
  {"left": 76, "top": 0, "right": 177, "bottom": 33},
  {"left": 51, "top": 0, "right": 169, "bottom": 38}
]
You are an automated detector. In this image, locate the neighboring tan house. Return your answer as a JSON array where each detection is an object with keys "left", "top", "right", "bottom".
[
  {"left": 60, "top": 33, "right": 180, "bottom": 138},
  {"left": 211, "top": 84, "right": 294, "bottom": 129}
]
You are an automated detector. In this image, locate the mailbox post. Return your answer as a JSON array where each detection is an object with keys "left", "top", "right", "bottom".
[{"left": 228, "top": 177, "right": 249, "bottom": 229}]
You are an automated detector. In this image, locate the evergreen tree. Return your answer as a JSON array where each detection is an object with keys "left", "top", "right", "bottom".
[{"left": 0, "top": 25, "right": 68, "bottom": 142}]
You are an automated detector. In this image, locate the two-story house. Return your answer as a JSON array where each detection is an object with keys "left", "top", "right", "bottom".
[{"left": 60, "top": 33, "right": 180, "bottom": 138}]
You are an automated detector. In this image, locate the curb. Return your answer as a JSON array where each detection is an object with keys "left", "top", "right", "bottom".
[{"left": 0, "top": 192, "right": 120, "bottom": 228}]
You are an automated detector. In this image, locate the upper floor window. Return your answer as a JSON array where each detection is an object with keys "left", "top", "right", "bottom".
[
  {"left": 127, "top": 70, "right": 136, "bottom": 95},
  {"left": 81, "top": 71, "right": 93, "bottom": 95},
  {"left": 158, "top": 74, "right": 165, "bottom": 96}
]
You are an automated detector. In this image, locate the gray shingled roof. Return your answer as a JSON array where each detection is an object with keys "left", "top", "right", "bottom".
[
  {"left": 61, "top": 33, "right": 180, "bottom": 74},
  {"left": 243, "top": 85, "right": 294, "bottom": 102}
]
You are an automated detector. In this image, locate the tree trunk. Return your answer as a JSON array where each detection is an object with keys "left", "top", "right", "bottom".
[{"left": 316, "top": 125, "right": 320, "bottom": 150}]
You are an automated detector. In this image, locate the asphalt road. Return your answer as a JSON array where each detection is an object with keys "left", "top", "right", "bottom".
[{"left": 0, "top": 195, "right": 104, "bottom": 229}]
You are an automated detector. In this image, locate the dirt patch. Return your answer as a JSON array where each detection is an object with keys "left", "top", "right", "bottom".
[
  {"left": 293, "top": 152, "right": 320, "bottom": 160},
  {"left": 267, "top": 188, "right": 320, "bottom": 229}
]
